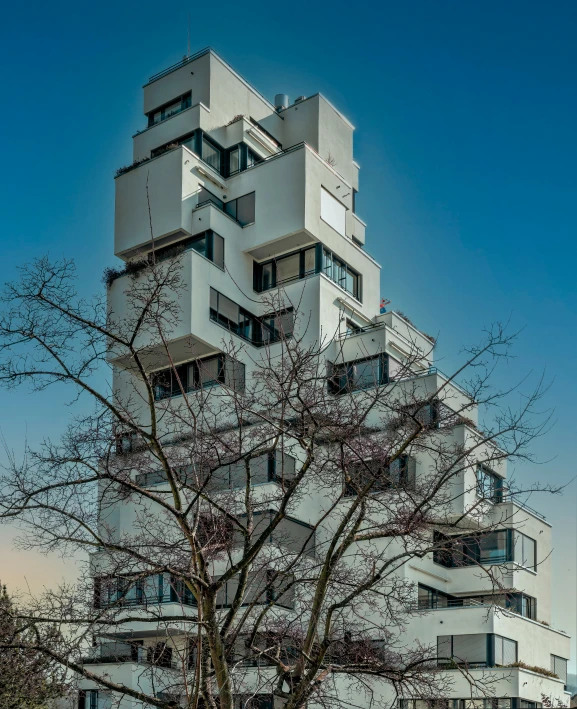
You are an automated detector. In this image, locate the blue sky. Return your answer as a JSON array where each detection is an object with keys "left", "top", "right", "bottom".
[{"left": 0, "top": 0, "right": 575, "bottom": 668}]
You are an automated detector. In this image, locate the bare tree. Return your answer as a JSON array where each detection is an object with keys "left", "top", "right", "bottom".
[
  {"left": 0, "top": 255, "right": 557, "bottom": 709},
  {"left": 0, "top": 582, "right": 66, "bottom": 708}
]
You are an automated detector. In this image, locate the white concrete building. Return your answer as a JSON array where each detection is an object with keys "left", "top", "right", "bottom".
[{"left": 79, "top": 48, "right": 571, "bottom": 709}]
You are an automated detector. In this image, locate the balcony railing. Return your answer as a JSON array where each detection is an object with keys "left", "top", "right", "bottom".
[
  {"left": 82, "top": 645, "right": 177, "bottom": 669},
  {"left": 417, "top": 598, "right": 489, "bottom": 611},
  {"left": 497, "top": 494, "right": 546, "bottom": 521},
  {"left": 147, "top": 48, "right": 211, "bottom": 83}
]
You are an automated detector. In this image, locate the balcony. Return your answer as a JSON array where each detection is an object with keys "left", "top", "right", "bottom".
[
  {"left": 114, "top": 145, "right": 225, "bottom": 258},
  {"left": 82, "top": 641, "right": 178, "bottom": 670},
  {"left": 406, "top": 604, "right": 569, "bottom": 683},
  {"left": 434, "top": 665, "right": 569, "bottom": 706}
]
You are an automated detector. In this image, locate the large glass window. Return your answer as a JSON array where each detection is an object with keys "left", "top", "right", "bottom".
[
  {"left": 147, "top": 92, "right": 192, "bottom": 127},
  {"left": 151, "top": 353, "right": 245, "bottom": 400},
  {"left": 322, "top": 248, "right": 361, "bottom": 300},
  {"left": 434, "top": 529, "right": 517, "bottom": 569},
  {"left": 229, "top": 147, "right": 240, "bottom": 175},
  {"left": 400, "top": 701, "right": 522, "bottom": 709},
  {"left": 276, "top": 252, "right": 300, "bottom": 284},
  {"left": 329, "top": 355, "right": 389, "bottom": 394},
  {"left": 476, "top": 465, "right": 504, "bottom": 503},
  {"left": 254, "top": 246, "right": 318, "bottom": 291},
  {"left": 437, "top": 634, "right": 516, "bottom": 669},
  {"left": 479, "top": 530, "right": 509, "bottom": 564},
  {"left": 151, "top": 230, "right": 224, "bottom": 270},
  {"left": 202, "top": 138, "right": 222, "bottom": 172},
  {"left": 210, "top": 288, "right": 293, "bottom": 347},
  {"left": 506, "top": 592, "right": 537, "bottom": 620},
  {"left": 438, "top": 634, "right": 488, "bottom": 667},
  {"left": 345, "top": 455, "right": 416, "bottom": 496}
]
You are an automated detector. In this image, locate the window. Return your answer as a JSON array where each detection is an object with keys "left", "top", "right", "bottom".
[
  {"left": 254, "top": 245, "right": 318, "bottom": 291},
  {"left": 210, "top": 288, "right": 293, "bottom": 347},
  {"left": 322, "top": 248, "right": 361, "bottom": 300},
  {"left": 417, "top": 584, "right": 450, "bottom": 610},
  {"left": 229, "top": 147, "right": 240, "bottom": 175},
  {"left": 151, "top": 353, "right": 245, "bottom": 400},
  {"left": 437, "top": 634, "right": 516, "bottom": 669},
  {"left": 79, "top": 691, "right": 113, "bottom": 709},
  {"left": 513, "top": 531, "right": 536, "bottom": 571},
  {"left": 247, "top": 149, "right": 263, "bottom": 168},
  {"left": 399, "top": 700, "right": 530, "bottom": 709},
  {"left": 320, "top": 186, "right": 346, "bottom": 236},
  {"left": 223, "top": 451, "right": 296, "bottom": 488},
  {"left": 476, "top": 465, "right": 504, "bottom": 503},
  {"left": 551, "top": 654, "right": 568, "bottom": 686},
  {"left": 494, "top": 634, "right": 517, "bottom": 666},
  {"left": 225, "top": 192, "right": 255, "bottom": 226},
  {"left": 506, "top": 592, "right": 537, "bottom": 620},
  {"left": 202, "top": 137, "right": 222, "bottom": 172},
  {"left": 150, "top": 231, "right": 224, "bottom": 269},
  {"left": 94, "top": 573, "right": 196, "bottom": 609},
  {"left": 151, "top": 130, "right": 196, "bottom": 159},
  {"left": 147, "top": 92, "right": 192, "bottom": 127},
  {"left": 434, "top": 529, "right": 513, "bottom": 568},
  {"left": 329, "top": 355, "right": 389, "bottom": 394},
  {"left": 438, "top": 634, "right": 488, "bottom": 667},
  {"left": 345, "top": 455, "right": 416, "bottom": 496}
]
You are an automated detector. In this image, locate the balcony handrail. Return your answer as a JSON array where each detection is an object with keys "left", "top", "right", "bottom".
[
  {"left": 82, "top": 652, "right": 178, "bottom": 670},
  {"left": 147, "top": 48, "right": 211, "bottom": 83},
  {"left": 417, "top": 597, "right": 489, "bottom": 611},
  {"left": 496, "top": 494, "right": 546, "bottom": 521},
  {"left": 194, "top": 198, "right": 246, "bottom": 228}
]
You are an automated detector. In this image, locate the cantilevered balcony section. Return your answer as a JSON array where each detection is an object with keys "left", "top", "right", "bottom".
[
  {"left": 93, "top": 567, "right": 297, "bottom": 614},
  {"left": 114, "top": 142, "right": 375, "bottom": 273},
  {"left": 82, "top": 640, "right": 178, "bottom": 669}
]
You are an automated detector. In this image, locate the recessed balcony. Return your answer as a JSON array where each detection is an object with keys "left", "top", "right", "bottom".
[{"left": 82, "top": 641, "right": 178, "bottom": 670}]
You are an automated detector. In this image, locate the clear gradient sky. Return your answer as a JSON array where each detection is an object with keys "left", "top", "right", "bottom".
[{"left": 0, "top": 0, "right": 576, "bottom": 670}]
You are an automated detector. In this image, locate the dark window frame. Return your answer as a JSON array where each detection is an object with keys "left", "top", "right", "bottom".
[
  {"left": 147, "top": 91, "right": 192, "bottom": 127},
  {"left": 434, "top": 529, "right": 536, "bottom": 571},
  {"left": 437, "top": 633, "right": 517, "bottom": 669},
  {"left": 149, "top": 230, "right": 224, "bottom": 270},
  {"left": 209, "top": 288, "right": 294, "bottom": 347},
  {"left": 151, "top": 353, "right": 245, "bottom": 400},
  {"left": 476, "top": 465, "right": 504, "bottom": 503},
  {"left": 328, "top": 354, "right": 389, "bottom": 395},
  {"left": 254, "top": 244, "right": 319, "bottom": 292},
  {"left": 322, "top": 247, "right": 362, "bottom": 300},
  {"left": 344, "top": 454, "right": 416, "bottom": 496}
]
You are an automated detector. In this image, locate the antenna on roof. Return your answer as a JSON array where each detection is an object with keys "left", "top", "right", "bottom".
[{"left": 187, "top": 12, "right": 191, "bottom": 57}]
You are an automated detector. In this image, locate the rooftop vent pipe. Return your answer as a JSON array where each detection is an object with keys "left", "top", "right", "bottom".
[
  {"left": 294, "top": 95, "right": 306, "bottom": 103},
  {"left": 274, "top": 94, "right": 289, "bottom": 112}
]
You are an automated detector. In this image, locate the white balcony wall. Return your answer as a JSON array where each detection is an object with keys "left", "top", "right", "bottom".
[
  {"left": 143, "top": 51, "right": 211, "bottom": 116},
  {"left": 114, "top": 147, "right": 199, "bottom": 257},
  {"left": 132, "top": 102, "right": 210, "bottom": 161},
  {"left": 280, "top": 94, "right": 355, "bottom": 186},
  {"left": 349, "top": 213, "right": 366, "bottom": 244}
]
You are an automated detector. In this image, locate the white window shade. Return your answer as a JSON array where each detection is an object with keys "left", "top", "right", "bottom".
[{"left": 321, "top": 187, "right": 346, "bottom": 236}]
